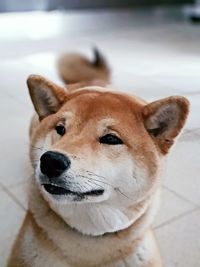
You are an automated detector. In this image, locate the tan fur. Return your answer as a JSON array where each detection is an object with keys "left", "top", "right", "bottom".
[
  {"left": 8, "top": 181, "right": 161, "bottom": 267},
  {"left": 58, "top": 49, "right": 110, "bottom": 84},
  {"left": 7, "top": 52, "right": 189, "bottom": 267}
]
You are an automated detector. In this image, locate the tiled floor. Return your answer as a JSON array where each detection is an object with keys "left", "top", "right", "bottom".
[{"left": 0, "top": 8, "right": 200, "bottom": 267}]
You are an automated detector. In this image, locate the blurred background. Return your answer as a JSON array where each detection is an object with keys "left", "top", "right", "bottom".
[
  {"left": 0, "top": 0, "right": 195, "bottom": 12},
  {"left": 0, "top": 1, "right": 200, "bottom": 267}
]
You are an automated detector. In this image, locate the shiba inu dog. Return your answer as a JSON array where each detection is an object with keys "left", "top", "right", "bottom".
[{"left": 7, "top": 49, "right": 189, "bottom": 267}]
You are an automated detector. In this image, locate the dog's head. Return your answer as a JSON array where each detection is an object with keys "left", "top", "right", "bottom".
[{"left": 28, "top": 75, "right": 189, "bottom": 235}]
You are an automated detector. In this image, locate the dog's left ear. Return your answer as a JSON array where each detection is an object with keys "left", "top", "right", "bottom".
[
  {"left": 142, "top": 96, "right": 190, "bottom": 154},
  {"left": 27, "top": 75, "right": 67, "bottom": 120}
]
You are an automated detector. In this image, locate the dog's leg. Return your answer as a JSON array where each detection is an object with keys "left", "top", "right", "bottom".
[
  {"left": 7, "top": 211, "right": 72, "bottom": 267},
  {"left": 124, "top": 230, "right": 162, "bottom": 267},
  {"left": 106, "top": 230, "right": 162, "bottom": 267}
]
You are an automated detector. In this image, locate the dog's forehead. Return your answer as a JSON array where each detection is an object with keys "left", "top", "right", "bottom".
[{"left": 61, "top": 88, "right": 145, "bottom": 122}]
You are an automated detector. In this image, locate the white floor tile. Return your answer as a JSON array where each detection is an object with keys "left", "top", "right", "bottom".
[
  {"left": 0, "top": 94, "right": 33, "bottom": 186},
  {"left": 155, "top": 209, "right": 200, "bottom": 267},
  {"left": 164, "top": 139, "right": 200, "bottom": 207},
  {"left": 9, "top": 182, "right": 29, "bottom": 210},
  {"left": 154, "top": 187, "right": 195, "bottom": 228}
]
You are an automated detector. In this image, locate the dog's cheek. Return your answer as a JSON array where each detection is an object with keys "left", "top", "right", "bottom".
[{"left": 113, "top": 154, "right": 153, "bottom": 202}]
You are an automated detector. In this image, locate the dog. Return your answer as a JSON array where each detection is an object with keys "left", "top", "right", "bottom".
[{"left": 7, "top": 49, "right": 189, "bottom": 267}]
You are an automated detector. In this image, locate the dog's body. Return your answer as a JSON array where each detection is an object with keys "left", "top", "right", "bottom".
[
  {"left": 7, "top": 50, "right": 189, "bottom": 267},
  {"left": 8, "top": 184, "right": 161, "bottom": 267}
]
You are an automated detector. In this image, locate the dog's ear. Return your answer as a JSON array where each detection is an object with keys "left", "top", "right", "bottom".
[
  {"left": 27, "top": 75, "right": 67, "bottom": 120},
  {"left": 142, "top": 96, "right": 189, "bottom": 154}
]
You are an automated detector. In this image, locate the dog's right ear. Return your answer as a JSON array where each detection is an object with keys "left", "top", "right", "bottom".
[
  {"left": 142, "top": 96, "right": 189, "bottom": 154},
  {"left": 27, "top": 75, "right": 67, "bottom": 120}
]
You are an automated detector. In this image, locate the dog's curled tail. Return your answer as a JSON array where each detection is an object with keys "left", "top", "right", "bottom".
[{"left": 57, "top": 47, "right": 110, "bottom": 85}]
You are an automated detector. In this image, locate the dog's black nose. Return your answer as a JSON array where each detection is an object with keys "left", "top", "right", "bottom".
[{"left": 40, "top": 151, "right": 71, "bottom": 178}]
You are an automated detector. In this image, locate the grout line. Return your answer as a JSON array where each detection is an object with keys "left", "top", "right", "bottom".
[
  {"left": 0, "top": 179, "right": 28, "bottom": 189},
  {"left": 8, "top": 179, "right": 30, "bottom": 189},
  {"left": 163, "top": 185, "right": 200, "bottom": 208},
  {"left": 0, "top": 165, "right": 33, "bottom": 189},
  {"left": 0, "top": 183, "right": 4, "bottom": 192},
  {"left": 154, "top": 207, "right": 199, "bottom": 230},
  {"left": 0, "top": 182, "right": 27, "bottom": 211}
]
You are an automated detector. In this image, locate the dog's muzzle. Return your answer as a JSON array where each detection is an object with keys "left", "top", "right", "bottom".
[{"left": 39, "top": 151, "right": 104, "bottom": 198}]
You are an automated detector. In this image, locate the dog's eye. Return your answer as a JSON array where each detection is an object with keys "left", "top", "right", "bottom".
[
  {"left": 99, "top": 134, "right": 123, "bottom": 145},
  {"left": 55, "top": 125, "right": 65, "bottom": 136}
]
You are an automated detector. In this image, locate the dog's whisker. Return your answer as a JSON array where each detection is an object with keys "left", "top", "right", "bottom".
[
  {"left": 115, "top": 188, "right": 133, "bottom": 200},
  {"left": 83, "top": 179, "right": 104, "bottom": 191},
  {"left": 81, "top": 181, "right": 91, "bottom": 191},
  {"left": 77, "top": 174, "right": 133, "bottom": 200},
  {"left": 85, "top": 170, "right": 108, "bottom": 181},
  {"left": 30, "top": 145, "right": 44, "bottom": 151},
  {"left": 87, "top": 169, "right": 138, "bottom": 183},
  {"left": 79, "top": 171, "right": 135, "bottom": 201},
  {"left": 81, "top": 176, "right": 132, "bottom": 203},
  {"left": 78, "top": 174, "right": 114, "bottom": 188}
]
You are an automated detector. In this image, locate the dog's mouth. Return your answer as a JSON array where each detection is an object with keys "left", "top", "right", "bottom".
[{"left": 42, "top": 184, "right": 104, "bottom": 197}]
